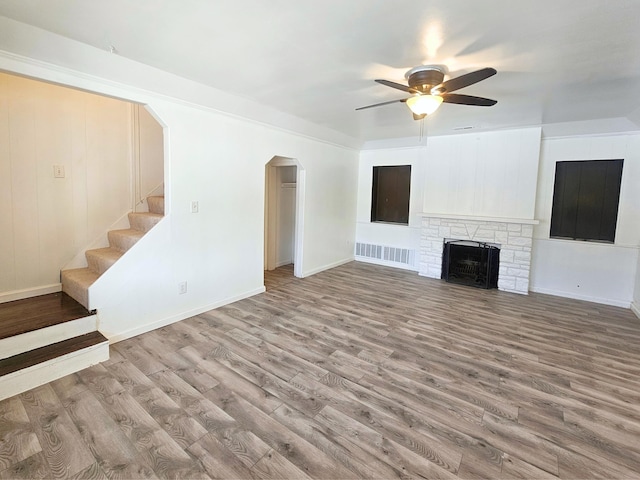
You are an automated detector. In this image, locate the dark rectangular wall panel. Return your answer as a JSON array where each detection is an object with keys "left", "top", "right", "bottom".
[
  {"left": 550, "top": 159, "right": 623, "bottom": 243},
  {"left": 371, "top": 165, "right": 411, "bottom": 224}
]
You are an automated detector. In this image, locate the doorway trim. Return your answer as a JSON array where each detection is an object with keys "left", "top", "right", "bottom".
[{"left": 265, "top": 156, "right": 305, "bottom": 278}]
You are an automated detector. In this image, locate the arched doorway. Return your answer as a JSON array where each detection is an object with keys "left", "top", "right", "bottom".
[{"left": 264, "top": 156, "right": 305, "bottom": 284}]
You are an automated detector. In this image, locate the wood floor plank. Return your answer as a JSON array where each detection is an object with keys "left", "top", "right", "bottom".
[
  {"left": 250, "top": 449, "right": 313, "bottom": 480},
  {"left": 0, "top": 451, "right": 52, "bottom": 479},
  {"left": 148, "top": 369, "right": 236, "bottom": 433},
  {"left": 62, "top": 389, "right": 153, "bottom": 477},
  {"left": 216, "top": 427, "right": 271, "bottom": 469},
  {"left": 0, "top": 396, "right": 41, "bottom": 471},
  {"left": 75, "top": 364, "right": 125, "bottom": 401},
  {"left": 131, "top": 386, "right": 208, "bottom": 450},
  {"left": 500, "top": 453, "right": 558, "bottom": 479},
  {"left": 187, "top": 433, "right": 254, "bottom": 479},
  {"left": 67, "top": 462, "right": 107, "bottom": 480},
  {"left": 19, "top": 385, "right": 95, "bottom": 479},
  {"left": 111, "top": 339, "right": 166, "bottom": 377},
  {"left": 103, "top": 359, "right": 157, "bottom": 397}
]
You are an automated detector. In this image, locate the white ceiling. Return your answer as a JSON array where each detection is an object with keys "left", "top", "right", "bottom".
[{"left": 1, "top": 0, "right": 640, "bottom": 144}]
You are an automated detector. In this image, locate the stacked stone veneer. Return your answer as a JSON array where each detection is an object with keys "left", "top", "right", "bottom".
[{"left": 419, "top": 215, "right": 535, "bottom": 294}]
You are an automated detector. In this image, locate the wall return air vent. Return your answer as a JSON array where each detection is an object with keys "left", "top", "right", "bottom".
[{"left": 355, "top": 242, "right": 415, "bottom": 267}]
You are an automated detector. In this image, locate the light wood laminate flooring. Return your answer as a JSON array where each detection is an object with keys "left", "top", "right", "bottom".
[{"left": 1, "top": 261, "right": 640, "bottom": 479}]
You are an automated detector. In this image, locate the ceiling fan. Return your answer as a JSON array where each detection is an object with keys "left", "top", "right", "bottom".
[{"left": 357, "top": 65, "right": 497, "bottom": 120}]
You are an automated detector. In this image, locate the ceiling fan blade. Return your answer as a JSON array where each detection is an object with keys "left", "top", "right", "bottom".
[
  {"left": 441, "top": 93, "right": 497, "bottom": 106},
  {"left": 355, "top": 98, "right": 407, "bottom": 110},
  {"left": 435, "top": 67, "right": 497, "bottom": 94},
  {"left": 375, "top": 79, "right": 414, "bottom": 93},
  {"left": 412, "top": 113, "right": 426, "bottom": 121}
]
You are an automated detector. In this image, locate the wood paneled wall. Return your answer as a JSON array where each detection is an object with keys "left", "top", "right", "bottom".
[{"left": 0, "top": 73, "right": 132, "bottom": 296}]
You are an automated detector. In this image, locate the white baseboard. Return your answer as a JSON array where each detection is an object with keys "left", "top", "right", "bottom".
[
  {"left": 529, "top": 286, "right": 631, "bottom": 308},
  {"left": 0, "top": 284, "right": 61, "bottom": 304},
  {"left": 276, "top": 260, "right": 293, "bottom": 268},
  {"left": 107, "top": 286, "right": 266, "bottom": 344},
  {"left": 631, "top": 302, "right": 640, "bottom": 320},
  {"left": 0, "top": 341, "right": 109, "bottom": 401},
  {"left": 300, "top": 257, "right": 354, "bottom": 278}
]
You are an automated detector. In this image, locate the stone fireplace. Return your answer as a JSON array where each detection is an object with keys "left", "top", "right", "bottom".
[{"left": 419, "top": 214, "right": 538, "bottom": 294}]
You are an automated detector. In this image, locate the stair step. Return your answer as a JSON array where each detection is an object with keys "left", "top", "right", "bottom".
[
  {"left": 61, "top": 268, "right": 100, "bottom": 310},
  {"left": 128, "top": 212, "right": 163, "bottom": 233},
  {"left": 147, "top": 195, "right": 165, "bottom": 215},
  {"left": 0, "top": 292, "right": 89, "bottom": 341},
  {"left": 0, "top": 331, "right": 109, "bottom": 401},
  {"left": 108, "top": 228, "right": 145, "bottom": 252},
  {"left": 86, "top": 247, "right": 123, "bottom": 275},
  {"left": 0, "top": 314, "right": 97, "bottom": 360}
]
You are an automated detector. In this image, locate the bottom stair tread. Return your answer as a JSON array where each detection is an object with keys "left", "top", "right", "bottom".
[
  {"left": 0, "top": 331, "right": 107, "bottom": 377},
  {"left": 0, "top": 292, "right": 89, "bottom": 340}
]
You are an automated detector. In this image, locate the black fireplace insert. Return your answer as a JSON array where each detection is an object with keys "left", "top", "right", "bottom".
[{"left": 441, "top": 240, "right": 499, "bottom": 289}]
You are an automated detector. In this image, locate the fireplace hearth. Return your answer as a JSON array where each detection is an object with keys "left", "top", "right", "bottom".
[{"left": 442, "top": 240, "right": 499, "bottom": 289}]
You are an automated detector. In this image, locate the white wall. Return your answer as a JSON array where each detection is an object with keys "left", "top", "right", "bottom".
[
  {"left": 90, "top": 101, "right": 357, "bottom": 340},
  {"left": 356, "top": 127, "right": 541, "bottom": 270},
  {"left": 0, "top": 19, "right": 358, "bottom": 340},
  {"left": 356, "top": 147, "right": 425, "bottom": 269},
  {"left": 0, "top": 72, "right": 132, "bottom": 301},
  {"left": 530, "top": 134, "right": 640, "bottom": 307}
]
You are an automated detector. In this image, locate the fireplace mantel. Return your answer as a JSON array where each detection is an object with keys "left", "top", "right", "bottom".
[{"left": 418, "top": 213, "right": 539, "bottom": 225}]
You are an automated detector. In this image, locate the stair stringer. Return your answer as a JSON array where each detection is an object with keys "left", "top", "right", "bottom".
[
  {"left": 88, "top": 212, "right": 265, "bottom": 344},
  {"left": 88, "top": 216, "right": 169, "bottom": 313}
]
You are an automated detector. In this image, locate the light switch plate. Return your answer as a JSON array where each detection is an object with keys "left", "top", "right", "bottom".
[{"left": 53, "top": 165, "right": 65, "bottom": 178}]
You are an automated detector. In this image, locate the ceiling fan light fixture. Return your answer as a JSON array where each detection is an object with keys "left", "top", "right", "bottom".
[{"left": 406, "top": 94, "right": 443, "bottom": 116}]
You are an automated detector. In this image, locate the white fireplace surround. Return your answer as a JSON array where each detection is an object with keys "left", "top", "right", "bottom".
[{"left": 418, "top": 213, "right": 538, "bottom": 294}]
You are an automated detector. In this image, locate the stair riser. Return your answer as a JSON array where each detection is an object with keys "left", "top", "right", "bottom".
[
  {"left": 108, "top": 231, "right": 142, "bottom": 252},
  {"left": 86, "top": 252, "right": 118, "bottom": 275},
  {"left": 0, "top": 315, "right": 97, "bottom": 360},
  {"left": 61, "top": 274, "right": 90, "bottom": 310},
  {"left": 0, "top": 342, "right": 109, "bottom": 401},
  {"left": 147, "top": 196, "right": 165, "bottom": 215},
  {"left": 128, "top": 213, "right": 162, "bottom": 233}
]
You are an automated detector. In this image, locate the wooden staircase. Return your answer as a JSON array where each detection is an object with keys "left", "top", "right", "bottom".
[
  {"left": 0, "top": 196, "right": 164, "bottom": 401},
  {"left": 62, "top": 195, "right": 165, "bottom": 310}
]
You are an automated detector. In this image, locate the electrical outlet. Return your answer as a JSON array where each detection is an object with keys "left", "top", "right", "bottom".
[
  {"left": 191, "top": 201, "right": 199, "bottom": 213},
  {"left": 53, "top": 165, "right": 65, "bottom": 178},
  {"left": 178, "top": 281, "right": 187, "bottom": 294}
]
